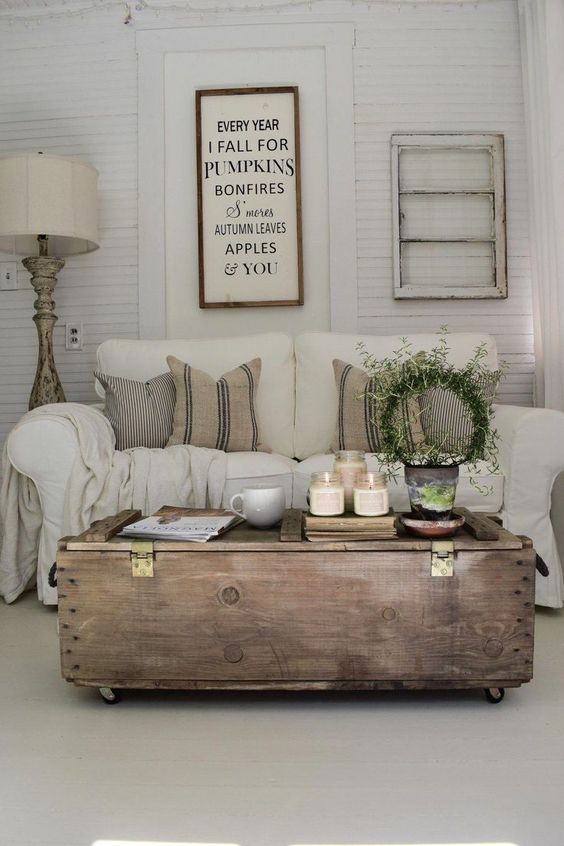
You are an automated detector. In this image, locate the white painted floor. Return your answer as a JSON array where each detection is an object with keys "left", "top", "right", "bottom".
[{"left": 1, "top": 593, "right": 563, "bottom": 846}]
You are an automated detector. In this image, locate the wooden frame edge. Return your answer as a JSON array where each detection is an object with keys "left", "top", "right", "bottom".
[
  {"left": 391, "top": 132, "right": 508, "bottom": 301},
  {"left": 196, "top": 85, "right": 304, "bottom": 309}
]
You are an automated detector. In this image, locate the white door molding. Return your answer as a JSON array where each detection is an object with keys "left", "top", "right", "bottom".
[{"left": 136, "top": 22, "right": 357, "bottom": 338}]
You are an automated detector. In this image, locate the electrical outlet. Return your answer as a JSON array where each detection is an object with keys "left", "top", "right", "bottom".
[
  {"left": 65, "top": 322, "right": 83, "bottom": 351},
  {"left": 0, "top": 262, "right": 18, "bottom": 290}
]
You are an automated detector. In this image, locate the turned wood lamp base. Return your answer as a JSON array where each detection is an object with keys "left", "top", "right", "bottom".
[
  {"left": 0, "top": 153, "right": 99, "bottom": 408},
  {"left": 22, "top": 253, "right": 66, "bottom": 410}
]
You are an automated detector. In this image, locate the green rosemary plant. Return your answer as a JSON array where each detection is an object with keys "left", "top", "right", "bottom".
[{"left": 358, "top": 328, "right": 507, "bottom": 492}]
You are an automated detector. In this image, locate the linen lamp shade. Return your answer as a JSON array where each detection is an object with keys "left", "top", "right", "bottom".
[{"left": 0, "top": 153, "right": 99, "bottom": 255}]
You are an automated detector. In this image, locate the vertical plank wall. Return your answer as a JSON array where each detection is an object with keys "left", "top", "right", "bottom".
[
  {"left": 0, "top": 0, "right": 532, "bottom": 458},
  {"left": 353, "top": 1, "right": 532, "bottom": 405},
  {"left": 0, "top": 11, "right": 139, "bottom": 455}
]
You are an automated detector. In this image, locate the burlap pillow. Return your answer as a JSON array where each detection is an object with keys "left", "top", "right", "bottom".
[
  {"left": 331, "top": 359, "right": 424, "bottom": 453},
  {"left": 95, "top": 370, "right": 176, "bottom": 451},
  {"left": 166, "top": 356, "right": 267, "bottom": 452}
]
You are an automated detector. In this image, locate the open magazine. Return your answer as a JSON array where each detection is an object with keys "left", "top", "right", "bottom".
[{"left": 119, "top": 507, "right": 242, "bottom": 543}]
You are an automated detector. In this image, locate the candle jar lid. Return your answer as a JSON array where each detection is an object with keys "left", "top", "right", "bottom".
[
  {"left": 310, "top": 471, "right": 342, "bottom": 486},
  {"left": 334, "top": 450, "right": 366, "bottom": 462},
  {"left": 355, "top": 471, "right": 387, "bottom": 490}
]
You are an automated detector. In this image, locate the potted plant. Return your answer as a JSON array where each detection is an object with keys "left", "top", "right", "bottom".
[{"left": 359, "top": 329, "right": 505, "bottom": 523}]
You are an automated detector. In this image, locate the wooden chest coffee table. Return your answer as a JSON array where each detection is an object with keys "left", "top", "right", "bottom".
[{"left": 57, "top": 510, "right": 536, "bottom": 705}]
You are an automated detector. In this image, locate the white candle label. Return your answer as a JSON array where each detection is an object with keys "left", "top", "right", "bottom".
[
  {"left": 310, "top": 491, "right": 344, "bottom": 515},
  {"left": 353, "top": 489, "right": 389, "bottom": 516}
]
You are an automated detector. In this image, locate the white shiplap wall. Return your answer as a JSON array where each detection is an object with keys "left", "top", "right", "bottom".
[
  {"left": 0, "top": 13, "right": 139, "bottom": 452},
  {"left": 353, "top": 2, "right": 533, "bottom": 406},
  {"left": 0, "top": 0, "right": 532, "bottom": 454}
]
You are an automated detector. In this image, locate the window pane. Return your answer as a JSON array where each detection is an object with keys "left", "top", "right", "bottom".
[
  {"left": 400, "top": 193, "right": 494, "bottom": 240},
  {"left": 401, "top": 241, "right": 495, "bottom": 288},
  {"left": 399, "top": 147, "right": 493, "bottom": 191}
]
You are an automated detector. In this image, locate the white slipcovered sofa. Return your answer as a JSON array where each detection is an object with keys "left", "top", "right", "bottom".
[{"left": 6, "top": 331, "right": 564, "bottom": 608}]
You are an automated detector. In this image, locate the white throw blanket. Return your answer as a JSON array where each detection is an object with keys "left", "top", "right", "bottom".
[{"left": 0, "top": 403, "right": 227, "bottom": 604}]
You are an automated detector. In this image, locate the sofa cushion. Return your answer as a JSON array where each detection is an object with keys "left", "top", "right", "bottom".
[
  {"left": 293, "top": 453, "right": 504, "bottom": 514},
  {"left": 94, "top": 370, "right": 176, "bottom": 450},
  {"left": 166, "top": 356, "right": 267, "bottom": 452},
  {"left": 96, "top": 333, "right": 295, "bottom": 458},
  {"left": 294, "top": 332, "right": 499, "bottom": 460},
  {"left": 222, "top": 452, "right": 297, "bottom": 509}
]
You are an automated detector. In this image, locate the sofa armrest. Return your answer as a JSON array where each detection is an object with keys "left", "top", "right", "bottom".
[
  {"left": 493, "top": 403, "right": 564, "bottom": 607},
  {"left": 5, "top": 403, "right": 113, "bottom": 604}
]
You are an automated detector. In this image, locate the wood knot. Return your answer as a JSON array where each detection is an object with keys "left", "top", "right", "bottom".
[
  {"left": 483, "top": 638, "right": 504, "bottom": 658},
  {"left": 219, "top": 586, "right": 240, "bottom": 606},
  {"left": 224, "top": 644, "right": 244, "bottom": 663},
  {"left": 382, "top": 607, "right": 397, "bottom": 621}
]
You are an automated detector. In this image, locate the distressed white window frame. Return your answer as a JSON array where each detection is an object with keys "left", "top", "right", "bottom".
[{"left": 391, "top": 133, "right": 507, "bottom": 300}]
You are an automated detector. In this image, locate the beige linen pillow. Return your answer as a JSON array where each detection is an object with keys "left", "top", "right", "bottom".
[
  {"left": 331, "top": 359, "right": 424, "bottom": 453},
  {"left": 167, "top": 355, "right": 268, "bottom": 452}
]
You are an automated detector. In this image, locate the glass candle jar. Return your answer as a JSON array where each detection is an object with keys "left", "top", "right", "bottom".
[
  {"left": 334, "top": 450, "right": 367, "bottom": 511},
  {"left": 353, "top": 472, "right": 389, "bottom": 517},
  {"left": 308, "top": 472, "right": 345, "bottom": 516}
]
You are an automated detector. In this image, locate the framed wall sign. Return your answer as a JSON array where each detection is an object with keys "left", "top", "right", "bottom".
[{"left": 196, "top": 86, "right": 303, "bottom": 308}]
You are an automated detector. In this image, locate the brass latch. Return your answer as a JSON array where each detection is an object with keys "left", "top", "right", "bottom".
[
  {"left": 130, "top": 540, "right": 154, "bottom": 577},
  {"left": 431, "top": 540, "right": 455, "bottom": 577}
]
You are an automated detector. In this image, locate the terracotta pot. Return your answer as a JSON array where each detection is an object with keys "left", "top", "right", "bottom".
[{"left": 404, "top": 465, "right": 460, "bottom": 521}]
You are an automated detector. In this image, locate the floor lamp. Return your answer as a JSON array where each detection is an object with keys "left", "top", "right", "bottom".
[{"left": 0, "top": 153, "right": 99, "bottom": 409}]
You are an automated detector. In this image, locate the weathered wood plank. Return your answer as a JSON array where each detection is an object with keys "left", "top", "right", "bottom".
[
  {"left": 279, "top": 509, "right": 304, "bottom": 543},
  {"left": 71, "top": 678, "right": 525, "bottom": 692},
  {"left": 486, "top": 513, "right": 504, "bottom": 526},
  {"left": 65, "top": 518, "right": 523, "bottom": 552},
  {"left": 75, "top": 510, "right": 142, "bottom": 543},
  {"left": 454, "top": 507, "right": 500, "bottom": 540}
]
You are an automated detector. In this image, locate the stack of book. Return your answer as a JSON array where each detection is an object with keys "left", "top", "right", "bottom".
[{"left": 303, "top": 510, "right": 397, "bottom": 542}]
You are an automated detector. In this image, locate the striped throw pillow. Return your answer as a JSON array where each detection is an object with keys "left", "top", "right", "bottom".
[
  {"left": 418, "top": 379, "right": 497, "bottom": 455},
  {"left": 95, "top": 370, "right": 176, "bottom": 451},
  {"left": 166, "top": 356, "right": 268, "bottom": 452},
  {"left": 331, "top": 359, "right": 424, "bottom": 453}
]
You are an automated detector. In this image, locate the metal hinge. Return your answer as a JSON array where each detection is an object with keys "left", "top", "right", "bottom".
[
  {"left": 431, "top": 540, "right": 455, "bottom": 577},
  {"left": 130, "top": 540, "right": 154, "bottom": 577}
]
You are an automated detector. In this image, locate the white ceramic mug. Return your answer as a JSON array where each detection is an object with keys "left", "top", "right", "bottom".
[{"left": 229, "top": 485, "right": 286, "bottom": 529}]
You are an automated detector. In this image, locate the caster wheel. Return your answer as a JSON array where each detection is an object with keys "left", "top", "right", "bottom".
[
  {"left": 484, "top": 687, "right": 505, "bottom": 704},
  {"left": 99, "top": 686, "right": 121, "bottom": 705}
]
